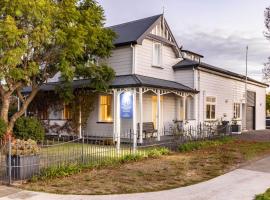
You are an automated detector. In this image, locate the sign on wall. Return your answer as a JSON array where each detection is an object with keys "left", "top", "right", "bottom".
[{"left": 120, "top": 92, "right": 133, "bottom": 119}]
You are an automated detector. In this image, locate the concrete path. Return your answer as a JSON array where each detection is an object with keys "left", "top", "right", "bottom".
[{"left": 1, "top": 156, "right": 270, "bottom": 200}]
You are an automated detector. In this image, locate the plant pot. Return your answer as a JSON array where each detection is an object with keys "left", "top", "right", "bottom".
[
  {"left": 217, "top": 125, "right": 227, "bottom": 134},
  {"left": 6, "top": 155, "right": 40, "bottom": 180},
  {"left": 231, "top": 124, "right": 241, "bottom": 134}
]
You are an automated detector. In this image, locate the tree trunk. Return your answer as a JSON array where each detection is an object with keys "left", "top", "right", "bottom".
[
  {"left": 0, "top": 95, "right": 10, "bottom": 124},
  {"left": 6, "top": 88, "right": 39, "bottom": 133}
]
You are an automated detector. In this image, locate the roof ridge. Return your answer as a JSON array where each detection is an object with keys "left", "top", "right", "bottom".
[
  {"left": 133, "top": 74, "right": 143, "bottom": 85},
  {"left": 107, "top": 14, "right": 162, "bottom": 29}
]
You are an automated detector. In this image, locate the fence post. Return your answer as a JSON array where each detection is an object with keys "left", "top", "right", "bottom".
[
  {"left": 8, "top": 135, "right": 12, "bottom": 185},
  {"left": 82, "top": 136, "right": 84, "bottom": 164}
]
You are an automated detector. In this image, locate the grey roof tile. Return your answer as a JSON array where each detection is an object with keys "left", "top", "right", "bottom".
[
  {"left": 108, "top": 15, "right": 162, "bottom": 46},
  {"left": 173, "top": 59, "right": 268, "bottom": 87}
]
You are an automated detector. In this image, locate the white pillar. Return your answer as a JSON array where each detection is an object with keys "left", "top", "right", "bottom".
[
  {"left": 116, "top": 91, "right": 121, "bottom": 153},
  {"left": 194, "top": 95, "right": 198, "bottom": 124},
  {"left": 113, "top": 89, "right": 117, "bottom": 142},
  {"left": 133, "top": 89, "right": 137, "bottom": 152},
  {"left": 157, "top": 90, "right": 161, "bottom": 141},
  {"left": 183, "top": 96, "right": 186, "bottom": 121},
  {"left": 139, "top": 88, "right": 143, "bottom": 144},
  {"left": 176, "top": 97, "right": 181, "bottom": 120}
]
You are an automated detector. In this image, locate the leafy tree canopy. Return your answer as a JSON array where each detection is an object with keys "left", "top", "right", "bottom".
[{"left": 0, "top": 0, "right": 116, "bottom": 133}]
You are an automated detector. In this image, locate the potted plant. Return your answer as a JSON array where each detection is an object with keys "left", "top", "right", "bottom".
[
  {"left": 217, "top": 119, "right": 229, "bottom": 135},
  {"left": 231, "top": 119, "right": 241, "bottom": 134},
  {"left": 6, "top": 139, "right": 40, "bottom": 180}
]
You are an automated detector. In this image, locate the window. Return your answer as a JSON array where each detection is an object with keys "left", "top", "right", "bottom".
[
  {"left": 63, "top": 104, "right": 72, "bottom": 120},
  {"left": 99, "top": 95, "right": 112, "bottom": 122},
  {"left": 206, "top": 97, "right": 216, "bottom": 120},
  {"left": 233, "top": 103, "right": 241, "bottom": 119},
  {"left": 153, "top": 43, "right": 162, "bottom": 66}
]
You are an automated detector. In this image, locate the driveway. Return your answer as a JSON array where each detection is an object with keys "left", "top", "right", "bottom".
[{"left": 1, "top": 156, "right": 270, "bottom": 200}]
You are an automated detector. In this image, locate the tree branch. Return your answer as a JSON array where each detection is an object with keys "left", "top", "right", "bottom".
[{"left": 7, "top": 86, "right": 39, "bottom": 132}]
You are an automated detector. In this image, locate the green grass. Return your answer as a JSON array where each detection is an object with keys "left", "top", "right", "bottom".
[
  {"left": 178, "top": 136, "right": 234, "bottom": 152},
  {"left": 255, "top": 188, "right": 270, "bottom": 200}
]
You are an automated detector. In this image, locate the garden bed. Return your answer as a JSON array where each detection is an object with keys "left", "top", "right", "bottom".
[{"left": 19, "top": 138, "right": 270, "bottom": 195}]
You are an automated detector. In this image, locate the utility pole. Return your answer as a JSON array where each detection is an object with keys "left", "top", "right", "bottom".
[{"left": 244, "top": 46, "right": 248, "bottom": 131}]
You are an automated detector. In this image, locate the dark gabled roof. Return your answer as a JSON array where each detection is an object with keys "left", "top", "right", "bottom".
[
  {"left": 112, "top": 74, "right": 196, "bottom": 92},
  {"left": 109, "top": 15, "right": 162, "bottom": 46},
  {"left": 22, "top": 74, "right": 197, "bottom": 93},
  {"left": 173, "top": 59, "right": 268, "bottom": 87},
  {"left": 181, "top": 49, "right": 204, "bottom": 58}
]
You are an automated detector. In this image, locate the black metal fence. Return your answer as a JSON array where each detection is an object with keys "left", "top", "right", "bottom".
[{"left": 0, "top": 122, "right": 232, "bottom": 185}]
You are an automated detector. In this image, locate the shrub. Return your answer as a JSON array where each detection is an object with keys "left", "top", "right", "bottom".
[
  {"left": 10, "top": 139, "right": 40, "bottom": 156},
  {"left": 255, "top": 188, "right": 270, "bottom": 200},
  {"left": 120, "top": 154, "right": 144, "bottom": 163},
  {"left": 14, "top": 117, "right": 45, "bottom": 140},
  {"left": 0, "top": 118, "right": 7, "bottom": 139},
  {"left": 147, "top": 147, "right": 170, "bottom": 158},
  {"left": 33, "top": 164, "right": 82, "bottom": 181}
]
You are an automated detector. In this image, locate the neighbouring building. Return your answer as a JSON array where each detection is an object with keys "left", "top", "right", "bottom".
[{"left": 25, "top": 14, "right": 268, "bottom": 143}]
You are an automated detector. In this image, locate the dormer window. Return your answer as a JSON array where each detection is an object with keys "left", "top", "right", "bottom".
[{"left": 153, "top": 43, "right": 162, "bottom": 67}]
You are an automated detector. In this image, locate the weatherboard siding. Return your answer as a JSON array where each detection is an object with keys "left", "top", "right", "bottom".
[
  {"left": 174, "top": 69, "right": 194, "bottom": 88},
  {"left": 135, "top": 39, "right": 180, "bottom": 81},
  {"left": 197, "top": 70, "right": 266, "bottom": 130},
  {"left": 103, "top": 46, "right": 133, "bottom": 76}
]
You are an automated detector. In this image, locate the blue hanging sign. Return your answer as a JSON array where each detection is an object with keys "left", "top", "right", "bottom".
[{"left": 120, "top": 92, "right": 133, "bottom": 119}]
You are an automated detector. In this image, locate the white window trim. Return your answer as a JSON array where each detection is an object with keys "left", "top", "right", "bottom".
[
  {"left": 233, "top": 102, "right": 241, "bottom": 120},
  {"left": 152, "top": 42, "right": 163, "bottom": 67},
  {"left": 98, "top": 95, "right": 113, "bottom": 123},
  {"left": 205, "top": 96, "right": 217, "bottom": 121}
]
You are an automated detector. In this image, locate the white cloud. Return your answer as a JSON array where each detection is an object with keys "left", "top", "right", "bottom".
[{"left": 176, "top": 30, "right": 270, "bottom": 81}]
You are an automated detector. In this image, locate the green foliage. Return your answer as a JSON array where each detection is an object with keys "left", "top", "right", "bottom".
[
  {"left": 14, "top": 117, "right": 45, "bottom": 140},
  {"left": 0, "top": 0, "right": 116, "bottom": 131},
  {"left": 266, "top": 94, "right": 270, "bottom": 112},
  {"left": 33, "top": 164, "right": 83, "bottom": 181},
  {"left": 119, "top": 154, "right": 144, "bottom": 163},
  {"left": 255, "top": 188, "right": 270, "bottom": 200},
  {"left": 0, "top": 118, "right": 7, "bottom": 138},
  {"left": 178, "top": 137, "right": 233, "bottom": 152},
  {"left": 147, "top": 147, "right": 170, "bottom": 158}
]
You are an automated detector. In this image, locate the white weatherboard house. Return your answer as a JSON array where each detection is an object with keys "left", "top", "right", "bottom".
[{"left": 30, "top": 15, "right": 267, "bottom": 144}]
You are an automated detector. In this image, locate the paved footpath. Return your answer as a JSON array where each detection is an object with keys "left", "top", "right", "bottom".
[{"left": 1, "top": 156, "right": 270, "bottom": 200}]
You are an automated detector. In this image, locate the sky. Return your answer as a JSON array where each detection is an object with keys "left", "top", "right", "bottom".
[{"left": 96, "top": 0, "right": 270, "bottom": 82}]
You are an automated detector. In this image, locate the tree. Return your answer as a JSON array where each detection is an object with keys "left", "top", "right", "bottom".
[
  {"left": 267, "top": 94, "right": 270, "bottom": 113},
  {"left": 0, "top": 0, "right": 116, "bottom": 134},
  {"left": 263, "top": 6, "right": 270, "bottom": 80}
]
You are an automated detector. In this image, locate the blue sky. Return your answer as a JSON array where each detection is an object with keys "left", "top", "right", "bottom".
[{"left": 97, "top": 0, "right": 270, "bottom": 81}]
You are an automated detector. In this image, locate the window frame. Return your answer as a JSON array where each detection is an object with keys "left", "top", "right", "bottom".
[
  {"left": 152, "top": 42, "right": 163, "bottom": 67},
  {"left": 98, "top": 95, "right": 113, "bottom": 123},
  {"left": 63, "top": 104, "right": 72, "bottom": 120},
  {"left": 205, "top": 96, "right": 216, "bottom": 120},
  {"left": 233, "top": 103, "right": 241, "bottom": 119}
]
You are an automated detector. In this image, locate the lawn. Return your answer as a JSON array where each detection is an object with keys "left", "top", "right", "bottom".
[{"left": 20, "top": 138, "right": 270, "bottom": 195}]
